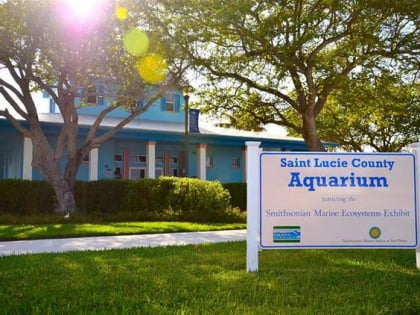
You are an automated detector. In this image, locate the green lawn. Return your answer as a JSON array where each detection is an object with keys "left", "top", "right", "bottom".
[
  {"left": 0, "top": 242, "right": 419, "bottom": 314},
  {"left": 0, "top": 221, "right": 246, "bottom": 241}
]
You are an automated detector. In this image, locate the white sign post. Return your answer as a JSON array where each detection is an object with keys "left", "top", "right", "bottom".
[
  {"left": 409, "top": 142, "right": 420, "bottom": 269},
  {"left": 246, "top": 141, "right": 260, "bottom": 272},
  {"left": 246, "top": 142, "right": 419, "bottom": 272}
]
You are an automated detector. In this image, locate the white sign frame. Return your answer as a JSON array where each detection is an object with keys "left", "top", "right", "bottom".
[
  {"left": 259, "top": 152, "right": 417, "bottom": 249},
  {"left": 245, "top": 142, "right": 420, "bottom": 272}
]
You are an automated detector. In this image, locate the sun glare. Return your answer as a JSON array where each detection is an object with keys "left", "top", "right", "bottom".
[{"left": 62, "top": 0, "right": 101, "bottom": 20}]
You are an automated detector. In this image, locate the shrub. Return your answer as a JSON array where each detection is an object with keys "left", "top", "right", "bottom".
[
  {"left": 223, "top": 183, "right": 246, "bottom": 211},
  {"left": 162, "top": 177, "right": 231, "bottom": 222}
]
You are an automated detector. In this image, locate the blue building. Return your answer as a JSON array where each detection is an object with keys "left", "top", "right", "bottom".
[{"left": 0, "top": 87, "right": 335, "bottom": 182}]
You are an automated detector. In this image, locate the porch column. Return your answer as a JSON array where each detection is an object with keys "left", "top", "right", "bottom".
[
  {"left": 88, "top": 148, "right": 98, "bottom": 181},
  {"left": 146, "top": 141, "right": 156, "bottom": 179},
  {"left": 123, "top": 148, "right": 129, "bottom": 179},
  {"left": 197, "top": 144, "right": 207, "bottom": 180},
  {"left": 22, "top": 135, "right": 33, "bottom": 180}
]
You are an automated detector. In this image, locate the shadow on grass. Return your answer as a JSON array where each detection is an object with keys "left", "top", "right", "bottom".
[{"left": 0, "top": 242, "right": 419, "bottom": 314}]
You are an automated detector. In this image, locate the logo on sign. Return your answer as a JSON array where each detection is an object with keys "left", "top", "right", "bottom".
[
  {"left": 273, "top": 226, "right": 301, "bottom": 243},
  {"left": 369, "top": 226, "right": 382, "bottom": 239}
]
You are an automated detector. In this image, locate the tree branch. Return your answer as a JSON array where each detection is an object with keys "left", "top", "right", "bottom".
[
  {"left": 0, "top": 85, "right": 29, "bottom": 120},
  {"left": 0, "top": 108, "right": 30, "bottom": 136}
]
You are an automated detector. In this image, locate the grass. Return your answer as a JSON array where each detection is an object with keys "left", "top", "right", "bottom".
[
  {"left": 0, "top": 242, "right": 419, "bottom": 314},
  {"left": 0, "top": 221, "right": 246, "bottom": 241}
]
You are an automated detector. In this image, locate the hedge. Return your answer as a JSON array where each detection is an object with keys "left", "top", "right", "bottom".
[
  {"left": 0, "top": 179, "right": 55, "bottom": 216},
  {"left": 222, "top": 183, "right": 246, "bottom": 211},
  {"left": 0, "top": 178, "right": 245, "bottom": 223}
]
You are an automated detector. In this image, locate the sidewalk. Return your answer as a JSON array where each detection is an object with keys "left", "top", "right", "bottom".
[{"left": 0, "top": 229, "right": 246, "bottom": 256}]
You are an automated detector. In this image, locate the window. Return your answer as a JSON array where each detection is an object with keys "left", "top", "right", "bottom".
[
  {"left": 160, "top": 93, "right": 180, "bottom": 112},
  {"left": 206, "top": 156, "right": 213, "bottom": 168},
  {"left": 129, "top": 167, "right": 145, "bottom": 179},
  {"left": 156, "top": 156, "right": 164, "bottom": 164},
  {"left": 165, "top": 94, "right": 175, "bottom": 112},
  {"left": 114, "top": 154, "right": 122, "bottom": 162},
  {"left": 82, "top": 82, "right": 105, "bottom": 105},
  {"left": 86, "top": 85, "right": 96, "bottom": 104},
  {"left": 114, "top": 167, "right": 122, "bottom": 179},
  {"left": 231, "top": 157, "right": 240, "bottom": 169},
  {"left": 130, "top": 155, "right": 146, "bottom": 163},
  {"left": 166, "top": 98, "right": 175, "bottom": 112},
  {"left": 97, "top": 84, "right": 105, "bottom": 105}
]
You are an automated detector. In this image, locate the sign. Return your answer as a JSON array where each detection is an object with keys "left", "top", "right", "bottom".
[
  {"left": 189, "top": 109, "right": 200, "bottom": 133},
  {"left": 260, "top": 152, "right": 418, "bottom": 249}
]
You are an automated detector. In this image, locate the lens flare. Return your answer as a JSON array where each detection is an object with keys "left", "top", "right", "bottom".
[
  {"left": 137, "top": 54, "right": 168, "bottom": 84},
  {"left": 123, "top": 29, "right": 149, "bottom": 56},
  {"left": 115, "top": 6, "right": 128, "bottom": 20},
  {"left": 63, "top": 0, "right": 100, "bottom": 20}
]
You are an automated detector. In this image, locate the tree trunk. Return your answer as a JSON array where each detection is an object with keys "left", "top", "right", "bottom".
[
  {"left": 302, "top": 112, "right": 326, "bottom": 152},
  {"left": 51, "top": 178, "right": 76, "bottom": 214},
  {"left": 32, "top": 154, "right": 77, "bottom": 214},
  {"left": 30, "top": 131, "right": 79, "bottom": 214}
]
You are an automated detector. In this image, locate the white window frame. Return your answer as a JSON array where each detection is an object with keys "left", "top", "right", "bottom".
[
  {"left": 129, "top": 167, "right": 146, "bottom": 180},
  {"left": 231, "top": 157, "right": 240, "bottom": 169},
  {"left": 165, "top": 94, "right": 175, "bottom": 112}
]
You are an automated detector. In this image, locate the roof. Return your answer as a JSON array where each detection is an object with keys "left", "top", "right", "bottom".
[
  {"left": 37, "top": 113, "right": 306, "bottom": 141},
  {"left": 1, "top": 113, "right": 338, "bottom": 150}
]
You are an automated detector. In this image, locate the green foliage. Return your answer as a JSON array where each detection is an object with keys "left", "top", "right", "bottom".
[
  {"left": 76, "top": 180, "right": 130, "bottom": 215},
  {"left": 0, "top": 243, "right": 419, "bottom": 314},
  {"left": 129, "top": 177, "right": 233, "bottom": 222},
  {"left": 0, "top": 178, "right": 243, "bottom": 223},
  {"left": 146, "top": 0, "right": 419, "bottom": 150},
  {"left": 223, "top": 183, "right": 247, "bottom": 211},
  {"left": 284, "top": 71, "right": 420, "bottom": 152},
  {"left": 0, "top": 0, "right": 187, "bottom": 213},
  {"left": 0, "top": 180, "right": 55, "bottom": 216},
  {"left": 163, "top": 177, "right": 231, "bottom": 221},
  {"left": 125, "top": 178, "right": 174, "bottom": 217}
]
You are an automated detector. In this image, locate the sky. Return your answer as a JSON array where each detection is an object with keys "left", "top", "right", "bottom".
[{"left": 0, "top": 70, "right": 50, "bottom": 117}]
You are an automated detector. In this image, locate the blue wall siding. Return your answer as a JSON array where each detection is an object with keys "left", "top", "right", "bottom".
[
  {"left": 98, "top": 141, "right": 116, "bottom": 179},
  {"left": 0, "top": 132, "right": 23, "bottom": 179},
  {"left": 9, "top": 133, "right": 23, "bottom": 179},
  {"left": 205, "top": 145, "right": 244, "bottom": 182},
  {"left": 32, "top": 168, "right": 43, "bottom": 181},
  {"left": 77, "top": 163, "right": 89, "bottom": 181},
  {"left": 32, "top": 136, "right": 91, "bottom": 181},
  {"left": 73, "top": 89, "right": 185, "bottom": 123}
]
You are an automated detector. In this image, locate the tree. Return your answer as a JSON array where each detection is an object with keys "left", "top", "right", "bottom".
[
  {"left": 284, "top": 71, "right": 420, "bottom": 151},
  {"left": 0, "top": 0, "right": 187, "bottom": 214},
  {"left": 142, "top": 0, "right": 419, "bottom": 151}
]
